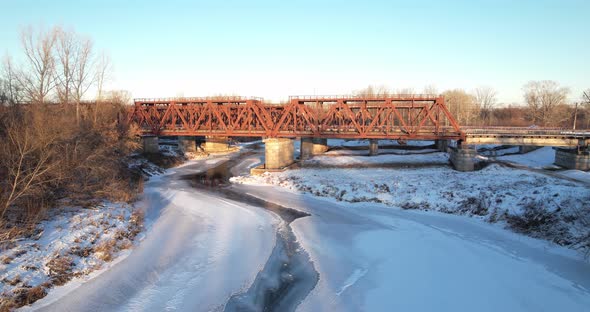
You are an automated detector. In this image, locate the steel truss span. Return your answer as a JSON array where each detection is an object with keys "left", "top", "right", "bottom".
[{"left": 129, "top": 95, "right": 464, "bottom": 140}]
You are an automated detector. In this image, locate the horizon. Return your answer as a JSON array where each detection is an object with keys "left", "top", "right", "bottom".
[{"left": 1, "top": 0, "right": 589, "bottom": 104}]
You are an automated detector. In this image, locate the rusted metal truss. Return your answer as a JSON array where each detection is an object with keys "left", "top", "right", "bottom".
[{"left": 129, "top": 95, "right": 465, "bottom": 140}]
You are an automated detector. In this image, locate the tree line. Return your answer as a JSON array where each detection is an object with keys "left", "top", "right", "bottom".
[{"left": 355, "top": 84, "right": 590, "bottom": 129}]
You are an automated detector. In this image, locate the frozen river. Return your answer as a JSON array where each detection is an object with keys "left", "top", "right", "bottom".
[{"left": 28, "top": 148, "right": 590, "bottom": 312}]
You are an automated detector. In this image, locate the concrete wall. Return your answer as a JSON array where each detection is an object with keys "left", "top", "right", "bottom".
[
  {"left": 518, "top": 145, "right": 540, "bottom": 154},
  {"left": 204, "top": 136, "right": 229, "bottom": 152},
  {"left": 554, "top": 148, "right": 590, "bottom": 170},
  {"left": 142, "top": 136, "right": 159, "bottom": 154},
  {"left": 449, "top": 146, "right": 477, "bottom": 171},
  {"left": 464, "top": 136, "right": 588, "bottom": 147},
  {"left": 265, "top": 138, "right": 294, "bottom": 169},
  {"left": 178, "top": 136, "right": 196, "bottom": 153},
  {"left": 301, "top": 138, "right": 328, "bottom": 159},
  {"left": 435, "top": 139, "right": 449, "bottom": 152},
  {"left": 369, "top": 139, "right": 378, "bottom": 156}
]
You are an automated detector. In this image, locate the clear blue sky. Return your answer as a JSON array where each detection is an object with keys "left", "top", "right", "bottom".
[{"left": 1, "top": 0, "right": 588, "bottom": 103}]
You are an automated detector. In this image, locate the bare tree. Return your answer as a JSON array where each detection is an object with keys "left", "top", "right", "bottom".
[
  {"left": 93, "top": 52, "right": 111, "bottom": 124},
  {"left": 474, "top": 86, "right": 497, "bottom": 125},
  {"left": 54, "top": 27, "right": 77, "bottom": 104},
  {"left": 423, "top": 84, "right": 438, "bottom": 95},
  {"left": 442, "top": 89, "right": 478, "bottom": 125},
  {"left": 354, "top": 85, "right": 390, "bottom": 97},
  {"left": 396, "top": 88, "right": 415, "bottom": 96},
  {"left": 582, "top": 89, "right": 590, "bottom": 129},
  {"left": 1, "top": 56, "right": 23, "bottom": 105},
  {"left": 522, "top": 80, "right": 569, "bottom": 126},
  {"left": 95, "top": 52, "right": 111, "bottom": 102},
  {"left": 0, "top": 113, "right": 59, "bottom": 219},
  {"left": 71, "top": 36, "right": 95, "bottom": 122},
  {"left": 19, "top": 26, "right": 57, "bottom": 103}
]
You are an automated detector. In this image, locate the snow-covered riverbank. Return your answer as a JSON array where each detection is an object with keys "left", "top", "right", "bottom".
[{"left": 230, "top": 147, "right": 590, "bottom": 311}]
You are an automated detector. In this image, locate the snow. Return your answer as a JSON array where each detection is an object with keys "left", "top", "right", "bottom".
[
  {"left": 497, "top": 146, "right": 557, "bottom": 168},
  {"left": 232, "top": 176, "right": 590, "bottom": 312},
  {"left": 14, "top": 141, "right": 590, "bottom": 311},
  {"left": 561, "top": 170, "right": 590, "bottom": 184},
  {"left": 230, "top": 147, "right": 590, "bottom": 311},
  {"left": 26, "top": 157, "right": 280, "bottom": 311},
  {"left": 233, "top": 164, "right": 589, "bottom": 234},
  {"left": 329, "top": 139, "right": 435, "bottom": 147},
  {"left": 304, "top": 151, "right": 449, "bottom": 167},
  {"left": 0, "top": 202, "right": 142, "bottom": 303}
]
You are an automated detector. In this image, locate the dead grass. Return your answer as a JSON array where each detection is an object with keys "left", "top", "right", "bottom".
[
  {"left": 94, "top": 239, "right": 116, "bottom": 262},
  {"left": 45, "top": 255, "right": 74, "bottom": 286},
  {"left": 0, "top": 285, "right": 47, "bottom": 311}
]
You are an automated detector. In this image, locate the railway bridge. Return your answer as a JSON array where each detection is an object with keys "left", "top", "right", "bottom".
[{"left": 129, "top": 95, "right": 590, "bottom": 171}]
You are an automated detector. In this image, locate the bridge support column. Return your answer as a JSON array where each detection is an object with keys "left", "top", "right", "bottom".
[
  {"left": 300, "top": 137, "right": 328, "bottom": 159},
  {"left": 178, "top": 136, "right": 196, "bottom": 153},
  {"left": 519, "top": 145, "right": 539, "bottom": 154},
  {"left": 369, "top": 139, "right": 379, "bottom": 156},
  {"left": 435, "top": 139, "right": 449, "bottom": 152},
  {"left": 142, "top": 136, "right": 159, "bottom": 154},
  {"left": 450, "top": 144, "right": 477, "bottom": 172},
  {"left": 204, "top": 136, "right": 229, "bottom": 153},
  {"left": 554, "top": 148, "right": 590, "bottom": 170},
  {"left": 265, "top": 138, "right": 294, "bottom": 169}
]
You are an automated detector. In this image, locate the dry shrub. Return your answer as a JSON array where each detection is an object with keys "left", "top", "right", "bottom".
[
  {"left": 1, "top": 255, "right": 13, "bottom": 264},
  {"left": 94, "top": 239, "right": 116, "bottom": 262},
  {"left": 0, "top": 101, "right": 141, "bottom": 240},
  {"left": 0, "top": 285, "right": 47, "bottom": 311},
  {"left": 45, "top": 255, "right": 74, "bottom": 286}
]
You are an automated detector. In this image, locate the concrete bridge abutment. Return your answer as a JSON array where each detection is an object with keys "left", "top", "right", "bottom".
[
  {"left": 435, "top": 139, "right": 449, "bottom": 152},
  {"left": 178, "top": 136, "right": 197, "bottom": 153},
  {"left": 142, "top": 136, "right": 159, "bottom": 154},
  {"left": 204, "top": 136, "right": 230, "bottom": 153},
  {"left": 554, "top": 148, "right": 590, "bottom": 170},
  {"left": 369, "top": 139, "right": 379, "bottom": 156},
  {"left": 449, "top": 143, "right": 477, "bottom": 172},
  {"left": 265, "top": 138, "right": 295, "bottom": 169},
  {"left": 300, "top": 137, "right": 328, "bottom": 159}
]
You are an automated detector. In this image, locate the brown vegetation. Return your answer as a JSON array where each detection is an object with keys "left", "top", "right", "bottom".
[
  {"left": 0, "top": 101, "right": 141, "bottom": 238},
  {"left": 0, "top": 25, "right": 143, "bottom": 243}
]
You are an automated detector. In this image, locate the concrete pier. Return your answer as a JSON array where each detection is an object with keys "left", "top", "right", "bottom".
[
  {"left": 265, "top": 138, "right": 294, "bottom": 169},
  {"left": 204, "top": 136, "right": 229, "bottom": 152},
  {"left": 554, "top": 148, "right": 590, "bottom": 170},
  {"left": 300, "top": 137, "right": 328, "bottom": 159},
  {"left": 449, "top": 145, "right": 477, "bottom": 171},
  {"left": 178, "top": 136, "right": 196, "bottom": 153},
  {"left": 435, "top": 139, "right": 449, "bottom": 152},
  {"left": 369, "top": 139, "right": 379, "bottom": 156},
  {"left": 142, "top": 136, "right": 159, "bottom": 154},
  {"left": 518, "top": 145, "right": 540, "bottom": 154}
]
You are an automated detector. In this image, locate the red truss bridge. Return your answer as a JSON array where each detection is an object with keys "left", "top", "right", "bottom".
[{"left": 129, "top": 95, "right": 464, "bottom": 140}]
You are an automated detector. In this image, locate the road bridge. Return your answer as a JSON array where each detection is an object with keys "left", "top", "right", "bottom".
[{"left": 129, "top": 96, "right": 590, "bottom": 171}]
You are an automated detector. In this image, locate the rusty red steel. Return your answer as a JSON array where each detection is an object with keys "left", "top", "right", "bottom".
[{"left": 129, "top": 95, "right": 465, "bottom": 140}]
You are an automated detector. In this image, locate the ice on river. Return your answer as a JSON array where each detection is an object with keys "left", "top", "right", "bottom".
[{"left": 26, "top": 158, "right": 279, "bottom": 312}]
